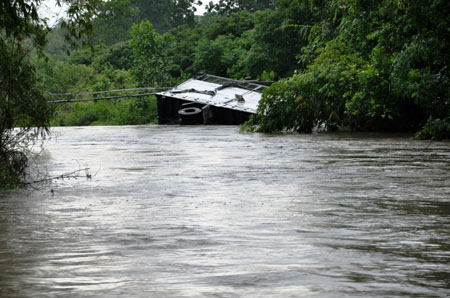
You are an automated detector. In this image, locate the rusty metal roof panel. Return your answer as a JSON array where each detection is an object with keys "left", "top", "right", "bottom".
[{"left": 157, "top": 77, "right": 266, "bottom": 114}]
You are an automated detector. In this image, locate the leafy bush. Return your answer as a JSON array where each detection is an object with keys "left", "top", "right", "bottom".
[
  {"left": 249, "top": 75, "right": 317, "bottom": 133},
  {"left": 245, "top": 0, "right": 449, "bottom": 139},
  {"left": 1, "top": 42, "right": 51, "bottom": 189},
  {"left": 415, "top": 117, "right": 450, "bottom": 141},
  {"left": 193, "top": 34, "right": 249, "bottom": 78},
  {"left": 52, "top": 97, "right": 157, "bottom": 127}
]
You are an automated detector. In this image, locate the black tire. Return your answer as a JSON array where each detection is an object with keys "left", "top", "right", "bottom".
[
  {"left": 178, "top": 107, "right": 203, "bottom": 124},
  {"left": 178, "top": 107, "right": 202, "bottom": 116}
]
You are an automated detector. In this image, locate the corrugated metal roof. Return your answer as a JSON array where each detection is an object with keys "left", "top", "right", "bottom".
[{"left": 157, "top": 77, "right": 266, "bottom": 114}]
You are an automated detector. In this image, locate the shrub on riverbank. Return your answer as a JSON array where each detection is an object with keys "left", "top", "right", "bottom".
[
  {"left": 52, "top": 97, "right": 158, "bottom": 126},
  {"left": 0, "top": 149, "right": 28, "bottom": 189},
  {"left": 35, "top": 53, "right": 159, "bottom": 126},
  {"left": 415, "top": 117, "right": 450, "bottom": 141}
]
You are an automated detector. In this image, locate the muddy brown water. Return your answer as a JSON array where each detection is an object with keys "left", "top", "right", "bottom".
[{"left": 0, "top": 126, "right": 449, "bottom": 297}]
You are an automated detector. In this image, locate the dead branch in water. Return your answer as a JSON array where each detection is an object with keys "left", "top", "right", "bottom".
[
  {"left": 25, "top": 168, "right": 91, "bottom": 185},
  {"left": 22, "top": 163, "right": 101, "bottom": 190}
]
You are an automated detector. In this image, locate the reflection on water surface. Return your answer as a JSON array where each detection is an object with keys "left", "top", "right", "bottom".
[{"left": 1, "top": 126, "right": 449, "bottom": 297}]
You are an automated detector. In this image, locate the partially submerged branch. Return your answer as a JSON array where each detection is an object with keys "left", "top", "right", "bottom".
[{"left": 24, "top": 168, "right": 93, "bottom": 186}]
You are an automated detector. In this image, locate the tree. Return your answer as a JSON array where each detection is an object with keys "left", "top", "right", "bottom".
[
  {"left": 246, "top": 1, "right": 314, "bottom": 79},
  {"left": 171, "top": 0, "right": 203, "bottom": 28},
  {"left": 206, "top": 9, "right": 255, "bottom": 39},
  {"left": 130, "top": 21, "right": 176, "bottom": 87},
  {"left": 246, "top": 0, "right": 450, "bottom": 138},
  {"left": 132, "top": 0, "right": 173, "bottom": 32},
  {"left": 0, "top": 0, "right": 100, "bottom": 188},
  {"left": 92, "top": 0, "right": 139, "bottom": 46},
  {"left": 132, "top": 0, "right": 201, "bottom": 32},
  {"left": 168, "top": 24, "right": 206, "bottom": 75}
]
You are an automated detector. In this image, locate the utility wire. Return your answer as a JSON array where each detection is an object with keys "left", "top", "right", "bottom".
[
  {"left": 46, "top": 86, "right": 175, "bottom": 104},
  {"left": 46, "top": 87, "right": 173, "bottom": 97},
  {"left": 49, "top": 92, "right": 162, "bottom": 104}
]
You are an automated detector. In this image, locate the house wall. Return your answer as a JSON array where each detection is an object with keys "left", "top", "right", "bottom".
[{"left": 156, "top": 95, "right": 252, "bottom": 125}]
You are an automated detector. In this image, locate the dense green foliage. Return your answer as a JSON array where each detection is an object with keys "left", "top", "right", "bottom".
[
  {"left": 34, "top": 46, "right": 159, "bottom": 127},
  {"left": 53, "top": 98, "right": 158, "bottom": 126},
  {"left": 415, "top": 117, "right": 450, "bottom": 141},
  {"left": 89, "top": 0, "right": 202, "bottom": 44},
  {"left": 36, "top": 0, "right": 449, "bottom": 141},
  {"left": 249, "top": 0, "right": 450, "bottom": 139},
  {"left": 130, "top": 21, "right": 178, "bottom": 87},
  {"left": 91, "top": 0, "right": 139, "bottom": 46}
]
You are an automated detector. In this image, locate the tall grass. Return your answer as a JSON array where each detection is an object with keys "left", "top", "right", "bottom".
[{"left": 52, "top": 96, "right": 158, "bottom": 126}]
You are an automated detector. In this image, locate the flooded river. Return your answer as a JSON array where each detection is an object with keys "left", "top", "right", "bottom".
[{"left": 1, "top": 126, "right": 449, "bottom": 297}]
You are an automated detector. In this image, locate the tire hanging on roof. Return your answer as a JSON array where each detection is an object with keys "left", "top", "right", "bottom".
[{"left": 178, "top": 107, "right": 203, "bottom": 124}]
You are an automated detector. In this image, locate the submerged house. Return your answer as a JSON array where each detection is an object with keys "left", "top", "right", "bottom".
[{"left": 156, "top": 74, "right": 271, "bottom": 125}]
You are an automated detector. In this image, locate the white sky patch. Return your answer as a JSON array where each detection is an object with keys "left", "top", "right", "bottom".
[
  {"left": 38, "top": 0, "right": 68, "bottom": 26},
  {"left": 197, "top": 0, "right": 220, "bottom": 15}
]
